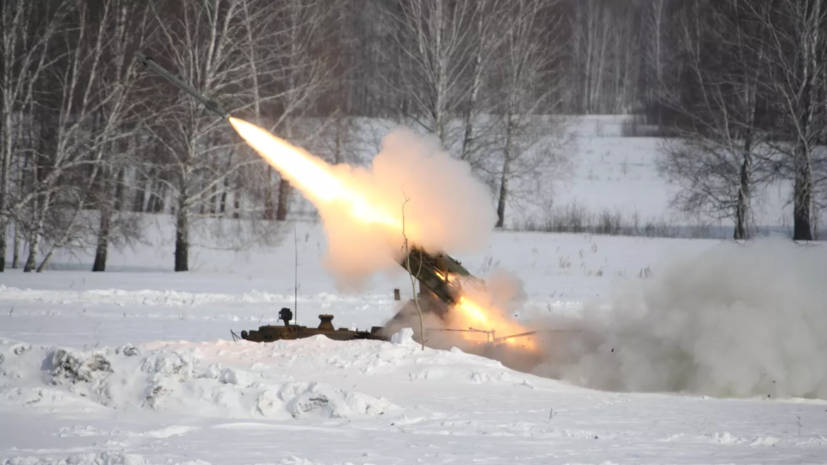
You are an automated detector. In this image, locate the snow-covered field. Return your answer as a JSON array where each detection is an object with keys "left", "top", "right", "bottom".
[
  {"left": 2, "top": 117, "right": 826, "bottom": 464},
  {"left": 2, "top": 224, "right": 827, "bottom": 464},
  {"left": 551, "top": 117, "right": 796, "bottom": 230}
]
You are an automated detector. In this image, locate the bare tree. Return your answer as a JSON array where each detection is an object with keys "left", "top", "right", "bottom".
[
  {"left": 0, "top": 1, "right": 68, "bottom": 271},
  {"left": 271, "top": 0, "right": 338, "bottom": 221},
  {"left": 10, "top": 0, "right": 132, "bottom": 272},
  {"left": 89, "top": 0, "right": 155, "bottom": 272},
  {"left": 571, "top": 0, "right": 614, "bottom": 114},
  {"left": 388, "top": 0, "right": 476, "bottom": 144},
  {"left": 146, "top": 0, "right": 272, "bottom": 271},
  {"left": 751, "top": 0, "right": 826, "bottom": 241},
  {"left": 658, "top": 0, "right": 773, "bottom": 239},
  {"left": 492, "top": 0, "right": 571, "bottom": 228},
  {"left": 643, "top": 0, "right": 667, "bottom": 122},
  {"left": 458, "top": 0, "right": 505, "bottom": 165}
]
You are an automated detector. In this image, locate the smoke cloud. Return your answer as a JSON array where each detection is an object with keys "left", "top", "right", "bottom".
[
  {"left": 231, "top": 118, "right": 496, "bottom": 289},
  {"left": 316, "top": 128, "right": 497, "bottom": 288},
  {"left": 533, "top": 240, "right": 827, "bottom": 399}
]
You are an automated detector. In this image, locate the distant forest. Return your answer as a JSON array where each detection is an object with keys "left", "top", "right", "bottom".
[{"left": 1, "top": 0, "right": 826, "bottom": 273}]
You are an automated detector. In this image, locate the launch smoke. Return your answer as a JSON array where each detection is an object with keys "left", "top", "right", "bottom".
[
  {"left": 230, "top": 118, "right": 497, "bottom": 289},
  {"left": 321, "top": 128, "right": 497, "bottom": 288},
  {"left": 533, "top": 240, "right": 827, "bottom": 399}
]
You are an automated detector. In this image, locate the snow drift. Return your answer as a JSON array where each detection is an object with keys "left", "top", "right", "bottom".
[
  {"left": 1, "top": 452, "right": 151, "bottom": 465},
  {"left": 0, "top": 339, "right": 398, "bottom": 419},
  {"left": 534, "top": 240, "right": 827, "bottom": 399}
]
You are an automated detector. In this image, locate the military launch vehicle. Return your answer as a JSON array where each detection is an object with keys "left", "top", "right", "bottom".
[{"left": 237, "top": 246, "right": 486, "bottom": 344}]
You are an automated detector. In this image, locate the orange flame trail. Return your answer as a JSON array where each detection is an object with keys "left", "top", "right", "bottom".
[
  {"left": 454, "top": 296, "right": 537, "bottom": 350},
  {"left": 229, "top": 117, "right": 400, "bottom": 229}
]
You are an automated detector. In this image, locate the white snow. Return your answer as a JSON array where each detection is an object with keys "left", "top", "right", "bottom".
[{"left": 2, "top": 227, "right": 826, "bottom": 464}]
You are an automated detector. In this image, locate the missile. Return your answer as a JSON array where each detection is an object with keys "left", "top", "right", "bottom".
[{"left": 136, "top": 51, "right": 230, "bottom": 120}]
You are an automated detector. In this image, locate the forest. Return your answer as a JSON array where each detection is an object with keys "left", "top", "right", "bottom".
[{"left": 1, "top": 0, "right": 826, "bottom": 273}]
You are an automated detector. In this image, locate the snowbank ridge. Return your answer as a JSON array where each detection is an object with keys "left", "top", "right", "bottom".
[{"left": 0, "top": 340, "right": 398, "bottom": 420}]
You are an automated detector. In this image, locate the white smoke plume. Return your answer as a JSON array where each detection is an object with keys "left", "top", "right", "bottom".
[
  {"left": 316, "top": 128, "right": 497, "bottom": 288},
  {"left": 231, "top": 118, "right": 496, "bottom": 289},
  {"left": 533, "top": 240, "right": 827, "bottom": 399}
]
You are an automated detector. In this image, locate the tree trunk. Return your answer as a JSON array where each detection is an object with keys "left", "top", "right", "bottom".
[
  {"left": 790, "top": 0, "right": 820, "bottom": 241},
  {"left": 23, "top": 215, "right": 41, "bottom": 273},
  {"left": 114, "top": 168, "right": 124, "bottom": 212},
  {"left": 174, "top": 192, "right": 189, "bottom": 272},
  {"left": 233, "top": 173, "right": 241, "bottom": 219},
  {"left": 461, "top": 1, "right": 486, "bottom": 161},
  {"left": 276, "top": 178, "right": 291, "bottom": 221},
  {"left": 23, "top": 233, "right": 39, "bottom": 272},
  {"left": 334, "top": 113, "right": 343, "bottom": 164},
  {"left": 495, "top": 170, "right": 509, "bottom": 228},
  {"left": 734, "top": 147, "right": 752, "bottom": 240},
  {"left": 24, "top": 186, "right": 50, "bottom": 272},
  {"left": 132, "top": 168, "right": 146, "bottom": 212},
  {"left": 220, "top": 176, "right": 229, "bottom": 215},
  {"left": 0, "top": 219, "right": 5, "bottom": 272},
  {"left": 792, "top": 146, "right": 813, "bottom": 241},
  {"left": 0, "top": 108, "right": 10, "bottom": 272},
  {"left": 495, "top": 115, "right": 514, "bottom": 228},
  {"left": 12, "top": 221, "right": 20, "bottom": 269},
  {"left": 92, "top": 173, "right": 116, "bottom": 272},
  {"left": 264, "top": 168, "right": 275, "bottom": 220},
  {"left": 92, "top": 209, "right": 111, "bottom": 272},
  {"left": 210, "top": 183, "right": 218, "bottom": 216}
]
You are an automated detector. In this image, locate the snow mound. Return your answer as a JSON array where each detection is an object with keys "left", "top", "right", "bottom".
[
  {"left": 0, "top": 340, "right": 398, "bottom": 420},
  {"left": 0, "top": 285, "right": 383, "bottom": 309},
  {"left": 2, "top": 452, "right": 147, "bottom": 465},
  {"left": 389, "top": 328, "right": 415, "bottom": 346},
  {"left": 172, "top": 335, "right": 538, "bottom": 388},
  {"left": 1, "top": 453, "right": 213, "bottom": 465}
]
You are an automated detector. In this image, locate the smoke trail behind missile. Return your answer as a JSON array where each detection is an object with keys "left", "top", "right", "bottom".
[{"left": 229, "top": 117, "right": 497, "bottom": 288}]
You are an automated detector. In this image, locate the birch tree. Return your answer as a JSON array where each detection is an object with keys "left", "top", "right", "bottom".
[
  {"left": 147, "top": 0, "right": 268, "bottom": 271},
  {"left": 643, "top": 0, "right": 667, "bottom": 123},
  {"left": 12, "top": 0, "right": 130, "bottom": 272},
  {"left": 388, "top": 0, "right": 476, "bottom": 145},
  {"left": 492, "top": 0, "right": 570, "bottom": 228},
  {"left": 571, "top": 0, "right": 614, "bottom": 114},
  {"left": 657, "top": 0, "right": 773, "bottom": 239},
  {"left": 752, "top": 0, "right": 826, "bottom": 241},
  {"left": 0, "top": 1, "right": 68, "bottom": 271},
  {"left": 89, "top": 0, "right": 155, "bottom": 272},
  {"left": 458, "top": 0, "right": 505, "bottom": 165},
  {"left": 270, "top": 0, "right": 338, "bottom": 221}
]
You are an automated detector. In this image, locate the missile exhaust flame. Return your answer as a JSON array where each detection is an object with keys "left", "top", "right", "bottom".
[{"left": 229, "top": 117, "right": 401, "bottom": 229}]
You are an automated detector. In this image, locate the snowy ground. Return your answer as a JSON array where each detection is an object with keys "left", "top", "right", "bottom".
[
  {"left": 3, "top": 334, "right": 826, "bottom": 465},
  {"left": 2, "top": 225, "right": 827, "bottom": 464}
]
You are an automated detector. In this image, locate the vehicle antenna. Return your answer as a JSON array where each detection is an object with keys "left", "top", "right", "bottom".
[{"left": 294, "top": 222, "right": 299, "bottom": 325}]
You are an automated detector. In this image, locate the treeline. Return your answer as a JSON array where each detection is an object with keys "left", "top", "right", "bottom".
[
  {"left": 1, "top": 0, "right": 825, "bottom": 274},
  {"left": 649, "top": 0, "right": 827, "bottom": 241},
  {"left": 0, "top": 0, "right": 578, "bottom": 273}
]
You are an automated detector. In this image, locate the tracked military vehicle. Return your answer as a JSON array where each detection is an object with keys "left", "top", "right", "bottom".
[{"left": 238, "top": 308, "right": 387, "bottom": 343}]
